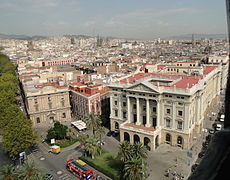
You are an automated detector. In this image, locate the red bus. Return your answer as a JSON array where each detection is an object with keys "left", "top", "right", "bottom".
[{"left": 66, "top": 159, "right": 95, "bottom": 180}]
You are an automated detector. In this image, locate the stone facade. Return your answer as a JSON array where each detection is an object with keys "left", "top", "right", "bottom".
[
  {"left": 24, "top": 83, "right": 71, "bottom": 127},
  {"left": 109, "top": 64, "right": 221, "bottom": 151}
]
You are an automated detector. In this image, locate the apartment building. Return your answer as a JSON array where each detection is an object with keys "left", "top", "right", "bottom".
[{"left": 108, "top": 63, "right": 221, "bottom": 151}]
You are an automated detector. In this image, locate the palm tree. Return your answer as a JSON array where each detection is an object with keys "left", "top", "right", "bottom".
[
  {"left": 131, "top": 142, "right": 148, "bottom": 160},
  {"left": 123, "top": 158, "right": 144, "bottom": 180},
  {"left": 84, "top": 135, "right": 100, "bottom": 159},
  {"left": 118, "top": 141, "right": 132, "bottom": 162},
  {"left": 0, "top": 164, "right": 16, "bottom": 180},
  {"left": 95, "top": 126, "right": 105, "bottom": 149},
  {"left": 78, "top": 134, "right": 88, "bottom": 147},
  {"left": 84, "top": 113, "right": 102, "bottom": 135},
  {"left": 17, "top": 159, "right": 43, "bottom": 180}
]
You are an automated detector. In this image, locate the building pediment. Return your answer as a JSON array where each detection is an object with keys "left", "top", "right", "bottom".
[{"left": 127, "top": 82, "right": 160, "bottom": 94}]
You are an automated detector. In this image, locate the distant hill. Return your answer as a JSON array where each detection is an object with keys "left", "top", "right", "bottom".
[
  {"left": 163, "top": 34, "right": 227, "bottom": 40},
  {"left": 0, "top": 33, "right": 47, "bottom": 40}
]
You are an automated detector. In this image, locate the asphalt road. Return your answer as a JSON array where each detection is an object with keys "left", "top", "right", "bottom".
[{"left": 28, "top": 141, "right": 112, "bottom": 180}]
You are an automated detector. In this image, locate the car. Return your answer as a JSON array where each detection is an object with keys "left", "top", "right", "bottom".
[
  {"left": 198, "top": 151, "right": 205, "bottom": 158},
  {"left": 106, "top": 130, "right": 114, "bottom": 136},
  {"left": 215, "top": 124, "right": 222, "bottom": 131},
  {"left": 206, "top": 135, "right": 212, "bottom": 142},
  {"left": 209, "top": 129, "right": 215, "bottom": 134},
  {"left": 202, "top": 142, "right": 209, "bottom": 149},
  {"left": 45, "top": 173, "right": 53, "bottom": 180},
  {"left": 112, "top": 130, "right": 119, "bottom": 137},
  {"left": 219, "top": 114, "right": 225, "bottom": 122},
  {"left": 191, "top": 163, "right": 199, "bottom": 172}
]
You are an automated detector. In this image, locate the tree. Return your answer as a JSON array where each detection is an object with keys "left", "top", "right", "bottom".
[
  {"left": 78, "top": 134, "right": 88, "bottom": 148},
  {"left": 17, "top": 159, "right": 45, "bottom": 180},
  {"left": 84, "top": 135, "right": 100, "bottom": 159},
  {"left": 0, "top": 164, "right": 16, "bottom": 180},
  {"left": 46, "top": 121, "right": 68, "bottom": 141},
  {"left": 95, "top": 126, "right": 105, "bottom": 149},
  {"left": 117, "top": 141, "right": 148, "bottom": 180},
  {"left": 123, "top": 158, "right": 147, "bottom": 180},
  {"left": 84, "top": 113, "right": 102, "bottom": 135},
  {"left": 2, "top": 117, "right": 37, "bottom": 157},
  {"left": 118, "top": 141, "right": 132, "bottom": 162},
  {"left": 131, "top": 142, "right": 148, "bottom": 160}
]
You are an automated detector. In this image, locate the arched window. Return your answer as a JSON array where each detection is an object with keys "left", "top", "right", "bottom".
[
  {"left": 124, "top": 132, "right": 130, "bottom": 142},
  {"left": 144, "top": 137, "right": 151, "bottom": 151},
  {"left": 134, "top": 134, "right": 140, "bottom": 143},
  {"left": 36, "top": 117, "right": 40, "bottom": 124},
  {"left": 115, "top": 122, "right": 119, "bottom": 129},
  {"left": 166, "top": 133, "right": 171, "bottom": 144},
  {"left": 177, "top": 136, "right": 183, "bottom": 148}
]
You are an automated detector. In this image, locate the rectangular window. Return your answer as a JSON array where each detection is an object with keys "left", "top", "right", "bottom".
[
  {"left": 62, "top": 113, "right": 66, "bottom": 118},
  {"left": 48, "top": 103, "right": 52, "bottom": 109},
  {"left": 143, "top": 106, "right": 146, "bottom": 111},
  {"left": 61, "top": 101, "right": 65, "bottom": 107},
  {"left": 114, "top": 101, "right": 118, "bottom": 106},
  {"left": 153, "top": 107, "right": 157, "bottom": 112},
  {"left": 178, "top": 110, "right": 183, "bottom": 116},
  {"left": 115, "top": 110, "right": 118, "bottom": 117},
  {"left": 133, "top": 114, "right": 137, "bottom": 123},
  {"left": 143, "top": 116, "right": 146, "bottom": 125},
  {"left": 123, "top": 111, "right": 126, "bottom": 118},
  {"left": 166, "top": 119, "right": 171, "bottom": 128},
  {"left": 35, "top": 104, "right": 39, "bottom": 111},
  {"left": 177, "top": 121, "right": 183, "bottom": 130},
  {"left": 166, "top": 108, "right": 171, "bottom": 114},
  {"left": 48, "top": 97, "right": 51, "bottom": 102},
  {"left": 133, "top": 104, "right": 137, "bottom": 109},
  {"left": 123, "top": 102, "right": 126, "bottom": 107}
]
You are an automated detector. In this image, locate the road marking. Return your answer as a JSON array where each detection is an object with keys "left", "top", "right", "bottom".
[{"left": 59, "top": 173, "right": 71, "bottom": 180}]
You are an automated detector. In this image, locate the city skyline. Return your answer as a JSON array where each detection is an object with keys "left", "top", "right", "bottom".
[{"left": 0, "top": 0, "right": 228, "bottom": 40}]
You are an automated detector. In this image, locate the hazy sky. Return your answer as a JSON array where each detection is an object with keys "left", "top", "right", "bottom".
[{"left": 0, "top": 0, "right": 227, "bottom": 39}]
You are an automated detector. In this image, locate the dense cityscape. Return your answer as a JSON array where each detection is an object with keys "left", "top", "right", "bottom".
[
  {"left": 0, "top": 34, "right": 228, "bottom": 180},
  {"left": 0, "top": 0, "right": 229, "bottom": 179}
]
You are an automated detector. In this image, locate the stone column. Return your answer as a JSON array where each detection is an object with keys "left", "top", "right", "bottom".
[
  {"left": 172, "top": 101, "right": 176, "bottom": 129},
  {"left": 157, "top": 100, "right": 160, "bottom": 127},
  {"left": 146, "top": 99, "right": 151, "bottom": 127},
  {"left": 136, "top": 97, "right": 141, "bottom": 125},
  {"left": 110, "top": 95, "right": 113, "bottom": 117},
  {"left": 127, "top": 96, "right": 131, "bottom": 123},
  {"left": 118, "top": 95, "right": 122, "bottom": 119}
]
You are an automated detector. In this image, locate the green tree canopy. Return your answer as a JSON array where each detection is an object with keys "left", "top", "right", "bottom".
[
  {"left": 2, "top": 117, "right": 37, "bottom": 157},
  {"left": 46, "top": 121, "right": 68, "bottom": 141}
]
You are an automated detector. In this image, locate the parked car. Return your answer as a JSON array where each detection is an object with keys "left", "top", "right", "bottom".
[
  {"left": 209, "top": 129, "right": 215, "bottom": 134},
  {"left": 106, "top": 130, "right": 115, "bottom": 136},
  {"left": 215, "top": 124, "right": 222, "bottom": 131},
  {"left": 202, "top": 141, "right": 209, "bottom": 148},
  {"left": 198, "top": 150, "right": 205, "bottom": 158},
  {"left": 219, "top": 114, "right": 225, "bottom": 122},
  {"left": 107, "top": 130, "right": 119, "bottom": 137},
  {"left": 191, "top": 163, "right": 199, "bottom": 172}
]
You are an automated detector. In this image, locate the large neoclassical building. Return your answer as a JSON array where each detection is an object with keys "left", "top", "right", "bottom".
[{"left": 108, "top": 61, "right": 222, "bottom": 151}]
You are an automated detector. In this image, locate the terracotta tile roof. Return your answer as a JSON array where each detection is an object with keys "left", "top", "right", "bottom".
[
  {"left": 119, "top": 64, "right": 217, "bottom": 89},
  {"left": 124, "top": 123, "right": 155, "bottom": 132}
]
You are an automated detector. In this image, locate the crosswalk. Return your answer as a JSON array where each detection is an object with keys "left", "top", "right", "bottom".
[{"left": 58, "top": 173, "right": 72, "bottom": 180}]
